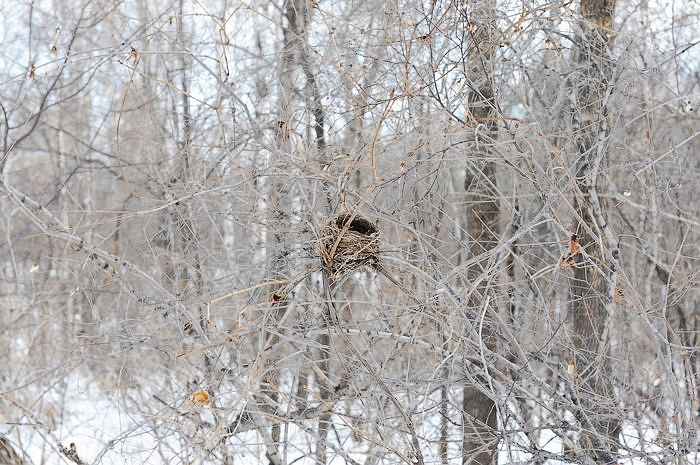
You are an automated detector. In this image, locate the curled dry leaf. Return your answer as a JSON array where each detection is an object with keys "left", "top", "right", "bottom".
[
  {"left": 569, "top": 235, "right": 580, "bottom": 255},
  {"left": 560, "top": 234, "right": 581, "bottom": 268},
  {"left": 191, "top": 389, "right": 210, "bottom": 405}
]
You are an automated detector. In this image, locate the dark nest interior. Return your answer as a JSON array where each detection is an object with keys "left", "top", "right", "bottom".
[{"left": 321, "top": 212, "right": 381, "bottom": 277}]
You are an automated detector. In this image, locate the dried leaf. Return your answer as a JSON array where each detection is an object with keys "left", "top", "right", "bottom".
[
  {"left": 615, "top": 288, "right": 624, "bottom": 301},
  {"left": 569, "top": 235, "right": 580, "bottom": 255},
  {"left": 191, "top": 389, "right": 210, "bottom": 405},
  {"left": 560, "top": 234, "right": 581, "bottom": 268}
]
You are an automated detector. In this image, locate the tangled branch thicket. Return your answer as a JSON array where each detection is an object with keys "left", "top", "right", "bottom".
[{"left": 0, "top": 0, "right": 697, "bottom": 464}]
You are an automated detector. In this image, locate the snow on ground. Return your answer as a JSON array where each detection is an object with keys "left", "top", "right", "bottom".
[{"left": 6, "top": 368, "right": 696, "bottom": 465}]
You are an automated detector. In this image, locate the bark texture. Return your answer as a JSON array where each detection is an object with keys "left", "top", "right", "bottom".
[
  {"left": 569, "top": 0, "right": 620, "bottom": 460},
  {"left": 461, "top": 2, "right": 501, "bottom": 463}
]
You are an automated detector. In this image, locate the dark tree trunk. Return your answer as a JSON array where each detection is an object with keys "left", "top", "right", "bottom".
[
  {"left": 461, "top": 2, "right": 501, "bottom": 464},
  {"left": 568, "top": 0, "right": 620, "bottom": 460}
]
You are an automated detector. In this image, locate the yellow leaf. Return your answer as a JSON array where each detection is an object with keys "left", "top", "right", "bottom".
[{"left": 191, "top": 389, "right": 210, "bottom": 405}]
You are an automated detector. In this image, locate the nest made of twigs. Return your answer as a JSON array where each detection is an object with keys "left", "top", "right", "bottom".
[{"left": 321, "top": 213, "right": 381, "bottom": 278}]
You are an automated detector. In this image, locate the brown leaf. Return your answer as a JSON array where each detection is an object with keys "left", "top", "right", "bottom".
[
  {"left": 191, "top": 389, "right": 210, "bottom": 405},
  {"left": 615, "top": 288, "right": 624, "bottom": 301},
  {"left": 560, "top": 234, "right": 581, "bottom": 268},
  {"left": 569, "top": 234, "right": 580, "bottom": 255}
]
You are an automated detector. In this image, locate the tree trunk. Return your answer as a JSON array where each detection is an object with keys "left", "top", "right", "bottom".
[
  {"left": 569, "top": 0, "right": 620, "bottom": 459},
  {"left": 461, "top": 2, "right": 500, "bottom": 464}
]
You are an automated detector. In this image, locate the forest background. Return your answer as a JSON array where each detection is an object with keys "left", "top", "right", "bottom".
[{"left": 0, "top": 0, "right": 697, "bottom": 464}]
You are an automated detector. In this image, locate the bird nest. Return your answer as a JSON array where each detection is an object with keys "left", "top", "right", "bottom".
[{"left": 321, "top": 213, "right": 381, "bottom": 278}]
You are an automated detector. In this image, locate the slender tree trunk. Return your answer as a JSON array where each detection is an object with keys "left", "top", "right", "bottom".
[
  {"left": 569, "top": 0, "right": 620, "bottom": 459},
  {"left": 261, "top": 1, "right": 311, "bottom": 463},
  {"left": 461, "top": 2, "right": 500, "bottom": 464}
]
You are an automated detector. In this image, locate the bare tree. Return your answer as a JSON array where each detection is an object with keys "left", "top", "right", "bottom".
[
  {"left": 567, "top": 0, "right": 620, "bottom": 460},
  {"left": 0, "top": 0, "right": 697, "bottom": 464},
  {"left": 459, "top": 2, "right": 501, "bottom": 464}
]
